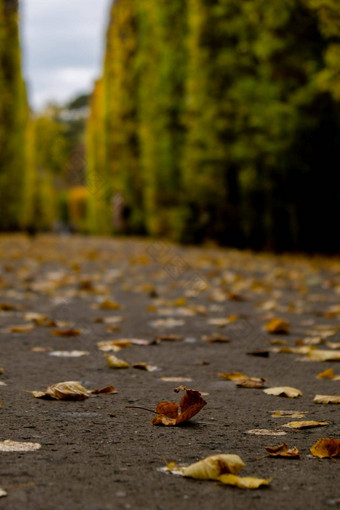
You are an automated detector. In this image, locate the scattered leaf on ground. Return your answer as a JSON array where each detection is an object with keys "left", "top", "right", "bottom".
[
  {"left": 218, "top": 372, "right": 247, "bottom": 381},
  {"left": 164, "top": 454, "right": 271, "bottom": 489},
  {"left": 263, "top": 387, "right": 302, "bottom": 398},
  {"left": 316, "top": 368, "right": 339, "bottom": 379},
  {"left": 49, "top": 351, "right": 89, "bottom": 357},
  {"left": 246, "top": 349, "right": 270, "bottom": 357},
  {"left": 150, "top": 319, "right": 185, "bottom": 328},
  {"left": 269, "top": 410, "right": 309, "bottom": 418},
  {"left": 97, "top": 299, "right": 121, "bottom": 310},
  {"left": 154, "top": 334, "right": 184, "bottom": 343},
  {"left": 52, "top": 328, "right": 81, "bottom": 337},
  {"left": 283, "top": 420, "right": 328, "bottom": 429},
  {"left": 236, "top": 377, "right": 266, "bottom": 389},
  {"left": 266, "top": 318, "right": 290, "bottom": 334},
  {"left": 308, "top": 350, "right": 340, "bottom": 362},
  {"left": 151, "top": 387, "right": 206, "bottom": 426},
  {"left": 105, "top": 354, "right": 129, "bottom": 369},
  {"left": 30, "top": 381, "right": 116, "bottom": 400},
  {"left": 265, "top": 443, "right": 300, "bottom": 457},
  {"left": 10, "top": 325, "right": 34, "bottom": 333},
  {"left": 161, "top": 377, "right": 192, "bottom": 382},
  {"left": 132, "top": 363, "right": 158, "bottom": 372},
  {"left": 0, "top": 488, "right": 7, "bottom": 497},
  {"left": 310, "top": 438, "right": 340, "bottom": 458},
  {"left": 313, "top": 394, "right": 340, "bottom": 404},
  {"left": 202, "top": 335, "right": 231, "bottom": 343},
  {"left": 246, "top": 429, "right": 287, "bottom": 436},
  {"left": 0, "top": 440, "right": 41, "bottom": 452}
]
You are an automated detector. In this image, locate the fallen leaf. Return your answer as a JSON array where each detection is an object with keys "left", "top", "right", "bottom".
[
  {"left": 265, "top": 443, "right": 300, "bottom": 457},
  {"left": 269, "top": 410, "right": 309, "bottom": 418},
  {"left": 283, "top": 420, "right": 328, "bottom": 429},
  {"left": 151, "top": 388, "right": 206, "bottom": 426},
  {"left": 310, "top": 438, "right": 340, "bottom": 458},
  {"left": 97, "top": 299, "right": 121, "bottom": 310},
  {"left": 313, "top": 394, "right": 340, "bottom": 404},
  {"left": 218, "top": 474, "right": 271, "bottom": 489},
  {"left": 246, "top": 349, "right": 270, "bottom": 357},
  {"left": 31, "top": 381, "right": 89, "bottom": 400},
  {"left": 154, "top": 334, "right": 184, "bottom": 342},
  {"left": 88, "top": 385, "right": 117, "bottom": 395},
  {"left": 98, "top": 340, "right": 132, "bottom": 352},
  {"left": 49, "top": 351, "right": 89, "bottom": 357},
  {"left": 52, "top": 328, "right": 81, "bottom": 337},
  {"left": 246, "top": 429, "right": 287, "bottom": 436},
  {"left": 164, "top": 454, "right": 271, "bottom": 489},
  {"left": 31, "top": 347, "right": 52, "bottom": 352},
  {"left": 308, "top": 350, "right": 340, "bottom": 362},
  {"left": 105, "top": 354, "right": 129, "bottom": 368},
  {"left": 150, "top": 318, "right": 185, "bottom": 328},
  {"left": 202, "top": 335, "right": 231, "bottom": 343},
  {"left": 207, "top": 315, "right": 238, "bottom": 327},
  {"left": 236, "top": 377, "right": 266, "bottom": 389},
  {"left": 316, "top": 368, "right": 337, "bottom": 379},
  {"left": 30, "top": 381, "right": 117, "bottom": 400},
  {"left": 132, "top": 363, "right": 158, "bottom": 372},
  {"left": 0, "top": 303, "right": 17, "bottom": 311},
  {"left": 266, "top": 318, "right": 290, "bottom": 334},
  {"left": 167, "top": 454, "right": 245, "bottom": 478},
  {"left": 0, "top": 440, "right": 41, "bottom": 452},
  {"left": 161, "top": 377, "right": 192, "bottom": 382},
  {"left": 263, "top": 387, "right": 302, "bottom": 398},
  {"left": 10, "top": 324, "right": 34, "bottom": 333},
  {"left": 0, "top": 488, "right": 7, "bottom": 497},
  {"left": 218, "top": 372, "right": 248, "bottom": 381}
]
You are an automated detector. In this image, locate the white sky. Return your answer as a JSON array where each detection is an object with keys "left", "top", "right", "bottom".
[{"left": 20, "top": 0, "right": 111, "bottom": 110}]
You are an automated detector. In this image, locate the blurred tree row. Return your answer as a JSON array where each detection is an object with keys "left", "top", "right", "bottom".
[{"left": 87, "top": 0, "right": 340, "bottom": 252}]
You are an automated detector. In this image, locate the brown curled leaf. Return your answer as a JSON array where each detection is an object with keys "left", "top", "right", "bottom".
[{"left": 151, "top": 388, "right": 207, "bottom": 426}]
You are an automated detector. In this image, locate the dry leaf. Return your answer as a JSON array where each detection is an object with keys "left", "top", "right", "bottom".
[
  {"left": 236, "top": 377, "right": 266, "bottom": 389},
  {"left": 316, "top": 368, "right": 337, "bottom": 379},
  {"left": 98, "top": 340, "right": 132, "bottom": 352},
  {"left": 266, "top": 318, "right": 290, "bottom": 334},
  {"left": 0, "top": 488, "right": 7, "bottom": 497},
  {"left": 150, "top": 318, "right": 185, "bottom": 328},
  {"left": 0, "top": 440, "right": 41, "bottom": 452},
  {"left": 202, "top": 335, "right": 231, "bottom": 343},
  {"left": 49, "top": 351, "right": 89, "bottom": 357},
  {"left": 263, "top": 387, "right": 302, "bottom": 398},
  {"left": 52, "top": 328, "right": 81, "bottom": 337},
  {"left": 132, "top": 363, "right": 158, "bottom": 372},
  {"left": 164, "top": 454, "right": 271, "bottom": 489},
  {"left": 313, "top": 394, "right": 340, "bottom": 404},
  {"left": 218, "top": 474, "right": 271, "bottom": 489},
  {"left": 88, "top": 385, "right": 117, "bottom": 395},
  {"left": 265, "top": 443, "right": 300, "bottom": 457},
  {"left": 218, "top": 372, "right": 247, "bottom": 381},
  {"left": 151, "top": 388, "right": 206, "bottom": 426},
  {"left": 246, "top": 429, "right": 287, "bottom": 436},
  {"left": 166, "top": 454, "right": 245, "bottom": 478},
  {"left": 105, "top": 354, "right": 129, "bottom": 369},
  {"left": 283, "top": 420, "right": 328, "bottom": 429},
  {"left": 0, "top": 303, "right": 17, "bottom": 311},
  {"left": 246, "top": 349, "right": 270, "bottom": 357},
  {"left": 31, "top": 381, "right": 90, "bottom": 400},
  {"left": 10, "top": 325, "right": 34, "bottom": 333},
  {"left": 207, "top": 315, "right": 238, "bottom": 327},
  {"left": 270, "top": 410, "right": 309, "bottom": 418},
  {"left": 161, "top": 377, "right": 192, "bottom": 382},
  {"left": 31, "top": 347, "right": 52, "bottom": 352},
  {"left": 310, "top": 438, "right": 340, "bottom": 458},
  {"left": 154, "top": 334, "right": 184, "bottom": 342},
  {"left": 308, "top": 350, "right": 340, "bottom": 362},
  {"left": 98, "top": 299, "right": 121, "bottom": 310},
  {"left": 30, "top": 381, "right": 116, "bottom": 400}
]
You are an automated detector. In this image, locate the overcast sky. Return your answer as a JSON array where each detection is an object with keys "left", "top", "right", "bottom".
[{"left": 20, "top": 0, "right": 111, "bottom": 110}]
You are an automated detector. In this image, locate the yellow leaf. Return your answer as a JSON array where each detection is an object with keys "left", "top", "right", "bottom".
[
  {"left": 313, "top": 394, "right": 340, "bottom": 404},
  {"left": 0, "top": 440, "right": 41, "bottom": 452},
  {"left": 263, "top": 387, "right": 302, "bottom": 398},
  {"left": 179, "top": 454, "right": 245, "bottom": 478},
  {"left": 317, "top": 368, "right": 335, "bottom": 379},
  {"left": 310, "top": 438, "right": 340, "bottom": 458},
  {"left": 218, "top": 372, "right": 247, "bottom": 381},
  {"left": 308, "top": 350, "right": 340, "bottom": 362},
  {"left": 98, "top": 299, "right": 121, "bottom": 310},
  {"left": 105, "top": 354, "right": 129, "bottom": 368},
  {"left": 31, "top": 381, "right": 89, "bottom": 400},
  {"left": 270, "top": 410, "right": 309, "bottom": 418},
  {"left": 266, "top": 318, "right": 290, "bottom": 334},
  {"left": 218, "top": 474, "right": 271, "bottom": 489},
  {"left": 265, "top": 443, "right": 300, "bottom": 457},
  {"left": 10, "top": 325, "right": 34, "bottom": 333},
  {"left": 283, "top": 420, "right": 328, "bottom": 429}
]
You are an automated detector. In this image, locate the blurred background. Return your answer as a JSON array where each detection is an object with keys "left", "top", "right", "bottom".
[{"left": 0, "top": 0, "right": 339, "bottom": 252}]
